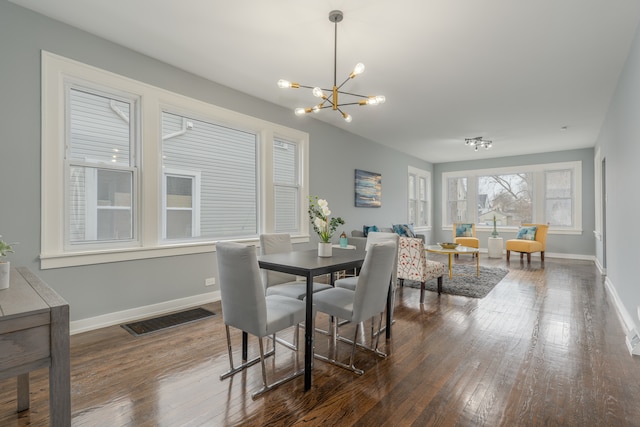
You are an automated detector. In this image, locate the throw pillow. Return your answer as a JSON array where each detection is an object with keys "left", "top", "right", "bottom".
[
  {"left": 392, "top": 223, "right": 416, "bottom": 238},
  {"left": 516, "top": 226, "right": 538, "bottom": 241},
  {"left": 455, "top": 223, "right": 474, "bottom": 237},
  {"left": 363, "top": 225, "right": 379, "bottom": 237}
]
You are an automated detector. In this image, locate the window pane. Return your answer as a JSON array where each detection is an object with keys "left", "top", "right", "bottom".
[
  {"left": 446, "top": 177, "right": 468, "bottom": 223},
  {"left": 273, "top": 138, "right": 299, "bottom": 233},
  {"left": 69, "top": 88, "right": 131, "bottom": 166},
  {"left": 409, "top": 200, "right": 417, "bottom": 224},
  {"left": 409, "top": 174, "right": 415, "bottom": 199},
  {"left": 546, "top": 170, "right": 572, "bottom": 226},
  {"left": 275, "top": 187, "right": 298, "bottom": 233},
  {"left": 477, "top": 173, "right": 532, "bottom": 226},
  {"left": 419, "top": 177, "right": 426, "bottom": 200},
  {"left": 162, "top": 112, "right": 257, "bottom": 239},
  {"left": 69, "top": 166, "right": 133, "bottom": 242},
  {"left": 166, "top": 210, "right": 193, "bottom": 239},
  {"left": 166, "top": 176, "right": 193, "bottom": 208}
]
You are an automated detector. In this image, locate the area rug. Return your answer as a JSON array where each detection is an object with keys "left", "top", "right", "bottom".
[
  {"left": 402, "top": 265, "right": 509, "bottom": 298},
  {"left": 122, "top": 307, "right": 216, "bottom": 336}
]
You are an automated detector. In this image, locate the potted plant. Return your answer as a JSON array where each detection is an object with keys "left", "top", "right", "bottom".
[
  {"left": 308, "top": 196, "right": 345, "bottom": 257},
  {"left": 0, "top": 235, "right": 16, "bottom": 290}
]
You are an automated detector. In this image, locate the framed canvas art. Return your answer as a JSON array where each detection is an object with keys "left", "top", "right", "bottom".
[{"left": 355, "top": 169, "right": 382, "bottom": 207}]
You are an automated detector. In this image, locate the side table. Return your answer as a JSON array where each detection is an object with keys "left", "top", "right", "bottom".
[
  {"left": 0, "top": 267, "right": 70, "bottom": 426},
  {"left": 488, "top": 237, "right": 503, "bottom": 258}
]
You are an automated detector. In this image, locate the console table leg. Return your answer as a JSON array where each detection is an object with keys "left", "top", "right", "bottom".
[{"left": 17, "top": 373, "right": 29, "bottom": 412}]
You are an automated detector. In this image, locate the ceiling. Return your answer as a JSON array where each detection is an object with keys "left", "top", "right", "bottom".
[{"left": 9, "top": 0, "right": 640, "bottom": 163}]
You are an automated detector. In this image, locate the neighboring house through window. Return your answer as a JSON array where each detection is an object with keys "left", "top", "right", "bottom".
[{"left": 41, "top": 51, "right": 309, "bottom": 268}]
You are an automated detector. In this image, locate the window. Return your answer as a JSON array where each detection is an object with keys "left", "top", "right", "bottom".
[
  {"left": 273, "top": 138, "right": 300, "bottom": 233},
  {"left": 41, "top": 51, "right": 309, "bottom": 268},
  {"left": 161, "top": 111, "right": 257, "bottom": 240},
  {"left": 442, "top": 161, "right": 582, "bottom": 234},
  {"left": 408, "top": 166, "right": 431, "bottom": 229},
  {"left": 67, "top": 87, "right": 138, "bottom": 246}
]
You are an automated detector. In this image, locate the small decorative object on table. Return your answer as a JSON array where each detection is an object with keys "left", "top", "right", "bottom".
[
  {"left": 0, "top": 235, "right": 17, "bottom": 290},
  {"left": 491, "top": 215, "right": 499, "bottom": 237},
  {"left": 308, "top": 196, "right": 345, "bottom": 257},
  {"left": 439, "top": 242, "right": 459, "bottom": 250},
  {"left": 339, "top": 231, "right": 348, "bottom": 248}
]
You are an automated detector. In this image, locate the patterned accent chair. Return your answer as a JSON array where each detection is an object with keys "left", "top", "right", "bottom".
[
  {"left": 453, "top": 223, "right": 479, "bottom": 257},
  {"left": 506, "top": 223, "right": 549, "bottom": 263},
  {"left": 397, "top": 237, "right": 447, "bottom": 304}
]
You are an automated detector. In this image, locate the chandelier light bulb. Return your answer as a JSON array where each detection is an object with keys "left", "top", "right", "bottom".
[
  {"left": 375, "top": 95, "right": 386, "bottom": 104},
  {"left": 312, "top": 105, "right": 321, "bottom": 113},
  {"left": 312, "top": 87, "right": 324, "bottom": 98},
  {"left": 294, "top": 107, "right": 307, "bottom": 116},
  {"left": 278, "top": 79, "right": 291, "bottom": 88},
  {"left": 352, "top": 63, "right": 365, "bottom": 76},
  {"left": 342, "top": 112, "right": 352, "bottom": 122}
]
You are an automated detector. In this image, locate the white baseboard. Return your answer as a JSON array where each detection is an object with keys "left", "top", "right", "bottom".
[
  {"left": 603, "top": 275, "right": 639, "bottom": 356},
  {"left": 70, "top": 291, "right": 221, "bottom": 335}
]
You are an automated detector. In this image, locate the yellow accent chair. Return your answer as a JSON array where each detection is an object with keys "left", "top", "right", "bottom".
[
  {"left": 453, "top": 223, "right": 479, "bottom": 257},
  {"left": 506, "top": 223, "right": 549, "bottom": 263}
]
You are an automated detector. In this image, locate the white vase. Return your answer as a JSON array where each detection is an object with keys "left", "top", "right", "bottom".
[
  {"left": 318, "top": 242, "right": 332, "bottom": 257},
  {"left": 0, "top": 261, "right": 9, "bottom": 290}
]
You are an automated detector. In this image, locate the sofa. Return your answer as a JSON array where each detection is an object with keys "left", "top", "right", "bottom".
[{"left": 347, "top": 226, "right": 425, "bottom": 251}]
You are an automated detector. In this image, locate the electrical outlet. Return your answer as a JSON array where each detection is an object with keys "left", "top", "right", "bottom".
[{"left": 205, "top": 277, "right": 216, "bottom": 287}]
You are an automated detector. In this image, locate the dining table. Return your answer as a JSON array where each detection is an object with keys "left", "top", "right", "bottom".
[{"left": 257, "top": 247, "right": 393, "bottom": 391}]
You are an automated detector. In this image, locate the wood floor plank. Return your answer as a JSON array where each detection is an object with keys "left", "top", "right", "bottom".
[{"left": 2, "top": 256, "right": 640, "bottom": 426}]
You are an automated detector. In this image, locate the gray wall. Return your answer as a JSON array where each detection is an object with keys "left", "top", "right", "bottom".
[
  {"left": 433, "top": 148, "right": 596, "bottom": 256},
  {"left": 0, "top": 2, "right": 431, "bottom": 322},
  {"left": 595, "top": 21, "right": 640, "bottom": 329}
]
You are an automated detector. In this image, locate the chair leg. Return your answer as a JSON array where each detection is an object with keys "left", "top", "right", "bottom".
[
  {"left": 437, "top": 276, "right": 443, "bottom": 294},
  {"left": 251, "top": 336, "right": 305, "bottom": 399},
  {"left": 220, "top": 325, "right": 275, "bottom": 381},
  {"left": 541, "top": 251, "right": 545, "bottom": 261},
  {"left": 420, "top": 281, "right": 425, "bottom": 304},
  {"left": 520, "top": 253, "right": 524, "bottom": 260},
  {"left": 506, "top": 250, "right": 510, "bottom": 261},
  {"left": 527, "top": 253, "right": 531, "bottom": 263},
  {"left": 399, "top": 278, "right": 404, "bottom": 288}
]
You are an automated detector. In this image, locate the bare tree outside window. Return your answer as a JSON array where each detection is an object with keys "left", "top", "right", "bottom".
[{"left": 477, "top": 174, "right": 533, "bottom": 226}]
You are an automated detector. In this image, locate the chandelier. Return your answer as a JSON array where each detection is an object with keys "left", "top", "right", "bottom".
[
  {"left": 465, "top": 136, "right": 493, "bottom": 151},
  {"left": 277, "top": 10, "right": 385, "bottom": 123}
]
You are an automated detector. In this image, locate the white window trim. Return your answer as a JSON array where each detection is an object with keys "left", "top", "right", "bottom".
[
  {"left": 408, "top": 166, "right": 432, "bottom": 232},
  {"left": 441, "top": 161, "right": 582, "bottom": 235},
  {"left": 41, "top": 51, "right": 309, "bottom": 269}
]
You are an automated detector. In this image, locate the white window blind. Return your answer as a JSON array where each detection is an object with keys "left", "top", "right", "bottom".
[{"left": 273, "top": 138, "right": 299, "bottom": 233}]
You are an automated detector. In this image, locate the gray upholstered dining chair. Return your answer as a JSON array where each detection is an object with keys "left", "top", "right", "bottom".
[
  {"left": 260, "top": 233, "right": 332, "bottom": 299},
  {"left": 216, "top": 241, "right": 307, "bottom": 398},
  {"left": 334, "top": 231, "right": 399, "bottom": 335},
  {"left": 310, "top": 241, "right": 396, "bottom": 375}
]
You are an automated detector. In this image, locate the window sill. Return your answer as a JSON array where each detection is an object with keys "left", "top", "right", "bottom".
[{"left": 41, "top": 235, "right": 311, "bottom": 269}]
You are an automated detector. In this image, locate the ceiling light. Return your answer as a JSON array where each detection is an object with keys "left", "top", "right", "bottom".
[
  {"left": 465, "top": 136, "right": 493, "bottom": 151},
  {"left": 277, "top": 10, "right": 385, "bottom": 123}
]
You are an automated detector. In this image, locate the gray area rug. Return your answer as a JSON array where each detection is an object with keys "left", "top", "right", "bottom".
[{"left": 402, "top": 264, "right": 509, "bottom": 298}]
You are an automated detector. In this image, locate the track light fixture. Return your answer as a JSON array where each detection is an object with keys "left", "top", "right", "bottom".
[
  {"left": 277, "top": 10, "right": 385, "bottom": 123},
  {"left": 465, "top": 136, "right": 493, "bottom": 151}
]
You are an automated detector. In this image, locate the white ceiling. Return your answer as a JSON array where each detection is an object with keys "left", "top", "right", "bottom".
[{"left": 10, "top": 0, "right": 640, "bottom": 163}]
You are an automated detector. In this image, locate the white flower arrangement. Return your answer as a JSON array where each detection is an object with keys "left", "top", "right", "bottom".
[{"left": 308, "top": 196, "right": 345, "bottom": 243}]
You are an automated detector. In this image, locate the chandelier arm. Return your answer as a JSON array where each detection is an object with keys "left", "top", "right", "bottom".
[
  {"left": 336, "top": 90, "right": 369, "bottom": 98},
  {"left": 335, "top": 102, "right": 364, "bottom": 107}
]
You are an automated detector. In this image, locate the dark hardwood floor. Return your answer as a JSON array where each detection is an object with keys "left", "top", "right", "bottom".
[{"left": 2, "top": 255, "right": 640, "bottom": 426}]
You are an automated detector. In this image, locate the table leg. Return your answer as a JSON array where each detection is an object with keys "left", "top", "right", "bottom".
[
  {"left": 385, "top": 282, "right": 392, "bottom": 340},
  {"left": 304, "top": 272, "right": 314, "bottom": 391},
  {"left": 448, "top": 253, "right": 453, "bottom": 279},
  {"left": 17, "top": 373, "right": 29, "bottom": 412},
  {"left": 242, "top": 332, "right": 248, "bottom": 361},
  {"left": 476, "top": 252, "right": 480, "bottom": 276}
]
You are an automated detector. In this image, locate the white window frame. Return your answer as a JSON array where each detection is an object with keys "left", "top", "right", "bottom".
[
  {"left": 41, "top": 51, "right": 309, "bottom": 269},
  {"left": 408, "top": 166, "right": 431, "bottom": 231},
  {"left": 441, "top": 161, "right": 582, "bottom": 235},
  {"left": 272, "top": 137, "right": 302, "bottom": 234}
]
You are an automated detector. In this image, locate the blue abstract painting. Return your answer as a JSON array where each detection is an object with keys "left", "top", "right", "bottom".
[{"left": 355, "top": 169, "right": 382, "bottom": 207}]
